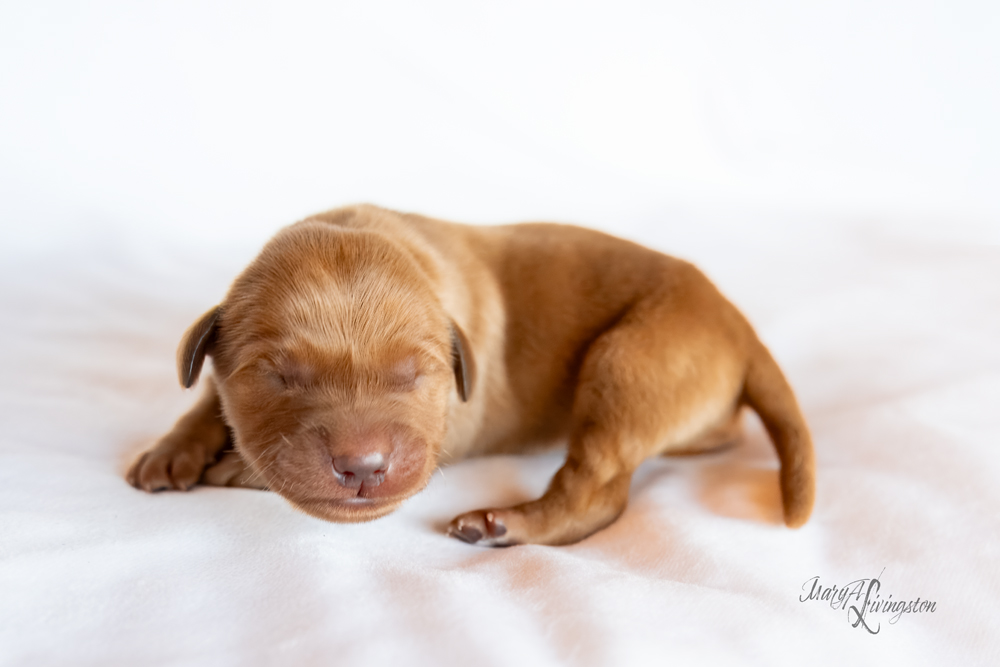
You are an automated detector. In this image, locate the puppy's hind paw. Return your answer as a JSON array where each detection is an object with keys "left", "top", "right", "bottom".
[{"left": 447, "top": 509, "right": 517, "bottom": 547}]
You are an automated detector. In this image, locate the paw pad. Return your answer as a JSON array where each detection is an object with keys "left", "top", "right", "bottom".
[{"left": 447, "top": 510, "right": 512, "bottom": 546}]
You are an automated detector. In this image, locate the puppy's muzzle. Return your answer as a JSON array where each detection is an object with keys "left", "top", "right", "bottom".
[
  {"left": 332, "top": 453, "right": 387, "bottom": 490},
  {"left": 307, "top": 425, "right": 403, "bottom": 498}
]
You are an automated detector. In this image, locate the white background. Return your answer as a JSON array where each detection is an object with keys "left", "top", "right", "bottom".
[
  {"left": 1, "top": 2, "right": 998, "bottom": 666},
  {"left": 2, "top": 0, "right": 998, "bottom": 254}
]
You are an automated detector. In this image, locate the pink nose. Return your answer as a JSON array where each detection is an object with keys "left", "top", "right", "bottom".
[{"left": 332, "top": 453, "right": 387, "bottom": 489}]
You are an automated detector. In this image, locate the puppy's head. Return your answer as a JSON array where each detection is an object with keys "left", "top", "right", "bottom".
[{"left": 179, "top": 220, "right": 474, "bottom": 522}]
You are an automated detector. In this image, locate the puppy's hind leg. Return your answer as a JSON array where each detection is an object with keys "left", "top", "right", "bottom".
[
  {"left": 664, "top": 407, "right": 745, "bottom": 457},
  {"left": 448, "top": 301, "right": 746, "bottom": 547}
]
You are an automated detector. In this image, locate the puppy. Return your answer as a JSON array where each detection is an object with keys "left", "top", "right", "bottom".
[{"left": 127, "top": 205, "right": 815, "bottom": 546}]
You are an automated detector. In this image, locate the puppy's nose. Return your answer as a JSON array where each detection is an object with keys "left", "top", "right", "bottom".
[{"left": 332, "top": 453, "right": 387, "bottom": 489}]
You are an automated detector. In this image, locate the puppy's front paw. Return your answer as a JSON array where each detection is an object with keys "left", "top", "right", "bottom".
[
  {"left": 126, "top": 439, "right": 210, "bottom": 492},
  {"left": 202, "top": 450, "right": 268, "bottom": 489},
  {"left": 447, "top": 509, "right": 519, "bottom": 547}
]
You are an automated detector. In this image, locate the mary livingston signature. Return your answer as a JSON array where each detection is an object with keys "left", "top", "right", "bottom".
[{"left": 799, "top": 569, "right": 937, "bottom": 634}]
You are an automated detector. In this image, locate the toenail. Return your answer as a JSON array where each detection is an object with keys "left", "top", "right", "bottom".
[{"left": 454, "top": 525, "right": 483, "bottom": 543}]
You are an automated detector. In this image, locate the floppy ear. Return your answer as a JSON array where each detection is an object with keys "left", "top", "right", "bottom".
[
  {"left": 450, "top": 321, "right": 476, "bottom": 402},
  {"left": 177, "top": 306, "right": 221, "bottom": 389}
]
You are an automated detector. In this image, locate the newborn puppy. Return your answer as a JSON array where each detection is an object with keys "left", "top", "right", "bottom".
[{"left": 127, "top": 205, "right": 815, "bottom": 546}]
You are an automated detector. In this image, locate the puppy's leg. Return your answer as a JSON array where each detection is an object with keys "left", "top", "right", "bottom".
[
  {"left": 127, "top": 376, "right": 230, "bottom": 492},
  {"left": 664, "top": 407, "right": 744, "bottom": 457},
  {"left": 449, "top": 302, "right": 746, "bottom": 546},
  {"left": 201, "top": 450, "right": 269, "bottom": 490},
  {"left": 448, "top": 423, "right": 636, "bottom": 547}
]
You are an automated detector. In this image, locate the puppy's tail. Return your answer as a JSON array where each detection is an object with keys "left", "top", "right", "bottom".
[{"left": 742, "top": 340, "right": 815, "bottom": 528}]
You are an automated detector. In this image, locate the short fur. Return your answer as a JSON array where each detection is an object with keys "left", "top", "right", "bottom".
[{"left": 127, "top": 205, "right": 815, "bottom": 546}]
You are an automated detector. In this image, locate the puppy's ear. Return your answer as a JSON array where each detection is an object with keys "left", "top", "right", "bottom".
[
  {"left": 177, "top": 306, "right": 222, "bottom": 389},
  {"left": 450, "top": 321, "right": 476, "bottom": 402}
]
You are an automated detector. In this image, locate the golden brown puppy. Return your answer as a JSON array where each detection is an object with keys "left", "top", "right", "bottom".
[{"left": 127, "top": 205, "right": 815, "bottom": 546}]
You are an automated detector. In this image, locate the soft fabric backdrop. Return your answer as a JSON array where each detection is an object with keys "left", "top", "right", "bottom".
[{"left": 1, "top": 2, "right": 998, "bottom": 665}]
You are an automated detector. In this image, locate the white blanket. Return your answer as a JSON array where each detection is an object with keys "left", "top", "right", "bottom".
[
  {"left": 2, "top": 213, "right": 997, "bottom": 665},
  {"left": 2, "top": 2, "right": 998, "bottom": 665}
]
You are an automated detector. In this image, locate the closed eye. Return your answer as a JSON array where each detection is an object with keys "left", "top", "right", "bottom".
[
  {"left": 383, "top": 373, "right": 422, "bottom": 392},
  {"left": 383, "top": 356, "right": 421, "bottom": 392},
  {"left": 262, "top": 359, "right": 313, "bottom": 391}
]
